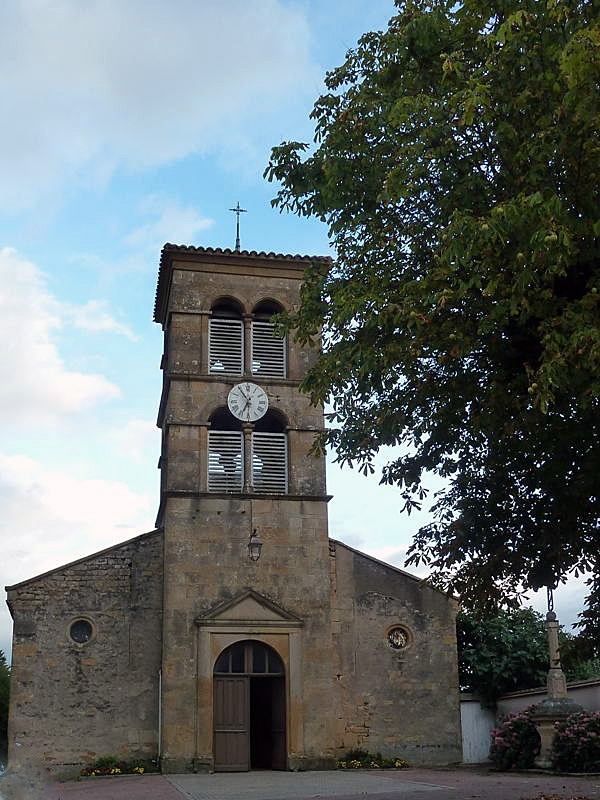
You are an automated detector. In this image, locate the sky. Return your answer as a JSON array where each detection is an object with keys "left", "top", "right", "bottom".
[{"left": 0, "top": 0, "right": 587, "bottom": 662}]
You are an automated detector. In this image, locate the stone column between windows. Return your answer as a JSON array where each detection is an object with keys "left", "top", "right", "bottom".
[
  {"left": 243, "top": 314, "right": 252, "bottom": 376},
  {"left": 200, "top": 311, "right": 210, "bottom": 374},
  {"left": 242, "top": 422, "right": 253, "bottom": 493},
  {"left": 199, "top": 424, "right": 209, "bottom": 493}
]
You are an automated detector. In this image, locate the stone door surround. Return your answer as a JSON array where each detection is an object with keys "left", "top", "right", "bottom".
[{"left": 194, "top": 590, "right": 304, "bottom": 772}]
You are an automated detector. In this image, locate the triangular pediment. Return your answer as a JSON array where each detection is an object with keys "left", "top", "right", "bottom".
[{"left": 196, "top": 590, "right": 302, "bottom": 625}]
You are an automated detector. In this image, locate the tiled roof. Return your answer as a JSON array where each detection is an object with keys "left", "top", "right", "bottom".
[{"left": 154, "top": 243, "right": 331, "bottom": 323}]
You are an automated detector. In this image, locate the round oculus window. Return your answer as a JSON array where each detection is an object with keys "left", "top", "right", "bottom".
[
  {"left": 387, "top": 626, "right": 410, "bottom": 650},
  {"left": 69, "top": 619, "right": 93, "bottom": 644}
]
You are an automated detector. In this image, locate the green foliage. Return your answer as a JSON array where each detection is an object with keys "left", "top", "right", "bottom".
[
  {"left": 457, "top": 608, "right": 548, "bottom": 702},
  {"left": 552, "top": 711, "right": 600, "bottom": 773},
  {"left": 489, "top": 707, "right": 540, "bottom": 769},
  {"left": 0, "top": 649, "right": 9, "bottom": 753},
  {"left": 266, "top": 0, "right": 600, "bottom": 633},
  {"left": 459, "top": 608, "right": 600, "bottom": 700},
  {"left": 560, "top": 632, "right": 600, "bottom": 681},
  {"left": 337, "top": 749, "right": 409, "bottom": 769},
  {"left": 91, "top": 755, "right": 119, "bottom": 769},
  {"left": 566, "top": 657, "right": 600, "bottom": 682}
]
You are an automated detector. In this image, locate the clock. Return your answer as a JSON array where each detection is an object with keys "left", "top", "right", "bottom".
[{"left": 227, "top": 382, "right": 268, "bottom": 422}]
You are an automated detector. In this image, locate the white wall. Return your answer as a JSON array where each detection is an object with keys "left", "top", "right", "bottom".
[
  {"left": 497, "top": 678, "right": 600, "bottom": 717},
  {"left": 460, "top": 697, "right": 495, "bottom": 764}
]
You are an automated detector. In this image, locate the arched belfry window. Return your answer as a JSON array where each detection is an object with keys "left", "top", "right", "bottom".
[
  {"left": 252, "top": 410, "right": 288, "bottom": 494},
  {"left": 209, "top": 299, "right": 243, "bottom": 376},
  {"left": 251, "top": 301, "right": 286, "bottom": 379},
  {"left": 208, "top": 408, "right": 243, "bottom": 492}
]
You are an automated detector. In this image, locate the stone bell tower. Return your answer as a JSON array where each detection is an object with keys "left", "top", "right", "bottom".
[{"left": 153, "top": 244, "right": 336, "bottom": 772}]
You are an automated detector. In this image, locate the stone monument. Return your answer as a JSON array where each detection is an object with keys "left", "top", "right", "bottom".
[{"left": 532, "top": 590, "right": 582, "bottom": 769}]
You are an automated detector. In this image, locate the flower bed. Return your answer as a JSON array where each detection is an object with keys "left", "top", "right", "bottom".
[
  {"left": 337, "top": 749, "right": 409, "bottom": 769},
  {"left": 80, "top": 756, "right": 159, "bottom": 777}
]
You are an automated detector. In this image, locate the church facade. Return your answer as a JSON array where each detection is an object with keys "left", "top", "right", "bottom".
[{"left": 6, "top": 246, "right": 462, "bottom": 775}]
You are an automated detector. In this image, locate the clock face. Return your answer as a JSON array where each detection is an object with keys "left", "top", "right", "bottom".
[{"left": 227, "top": 382, "right": 268, "bottom": 422}]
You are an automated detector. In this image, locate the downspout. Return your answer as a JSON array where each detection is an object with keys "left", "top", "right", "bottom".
[{"left": 158, "top": 669, "right": 162, "bottom": 761}]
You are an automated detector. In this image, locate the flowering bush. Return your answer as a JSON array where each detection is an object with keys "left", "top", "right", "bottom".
[
  {"left": 552, "top": 711, "right": 600, "bottom": 773},
  {"left": 489, "top": 706, "right": 540, "bottom": 770},
  {"left": 337, "top": 749, "right": 409, "bottom": 769}
]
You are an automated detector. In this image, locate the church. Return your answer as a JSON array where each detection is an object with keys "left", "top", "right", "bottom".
[{"left": 5, "top": 245, "right": 462, "bottom": 774}]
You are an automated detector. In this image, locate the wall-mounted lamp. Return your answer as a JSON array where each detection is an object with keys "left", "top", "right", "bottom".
[{"left": 248, "top": 529, "right": 263, "bottom": 562}]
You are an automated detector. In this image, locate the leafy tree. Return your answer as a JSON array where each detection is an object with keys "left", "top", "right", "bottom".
[
  {"left": 0, "top": 649, "right": 9, "bottom": 753},
  {"left": 458, "top": 608, "right": 600, "bottom": 702},
  {"left": 457, "top": 608, "right": 548, "bottom": 701},
  {"left": 266, "top": 0, "right": 600, "bottom": 631},
  {"left": 560, "top": 630, "right": 600, "bottom": 681}
]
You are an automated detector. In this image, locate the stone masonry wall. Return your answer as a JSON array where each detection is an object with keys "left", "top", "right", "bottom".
[
  {"left": 6, "top": 530, "right": 163, "bottom": 773},
  {"left": 330, "top": 541, "right": 462, "bottom": 765}
]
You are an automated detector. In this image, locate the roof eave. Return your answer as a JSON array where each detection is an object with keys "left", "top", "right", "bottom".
[{"left": 153, "top": 243, "right": 332, "bottom": 325}]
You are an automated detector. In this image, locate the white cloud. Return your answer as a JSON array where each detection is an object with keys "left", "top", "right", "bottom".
[
  {"left": 327, "top": 449, "right": 438, "bottom": 564},
  {"left": 125, "top": 196, "right": 214, "bottom": 252},
  {"left": 62, "top": 299, "right": 139, "bottom": 341},
  {"left": 0, "top": 453, "right": 155, "bottom": 661},
  {"left": 110, "top": 418, "right": 159, "bottom": 464},
  {"left": 0, "top": 247, "right": 120, "bottom": 425},
  {"left": 0, "top": 0, "right": 317, "bottom": 210}
]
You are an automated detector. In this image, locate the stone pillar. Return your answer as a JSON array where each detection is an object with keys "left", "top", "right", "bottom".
[
  {"left": 243, "top": 315, "right": 252, "bottom": 376},
  {"left": 242, "top": 423, "right": 253, "bottom": 493},
  {"left": 532, "top": 610, "right": 581, "bottom": 768},
  {"left": 546, "top": 614, "right": 568, "bottom": 698}
]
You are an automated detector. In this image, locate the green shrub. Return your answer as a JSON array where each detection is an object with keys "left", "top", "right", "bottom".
[
  {"left": 552, "top": 711, "right": 600, "bottom": 773},
  {"left": 489, "top": 706, "right": 540, "bottom": 770},
  {"left": 92, "top": 755, "right": 120, "bottom": 769},
  {"left": 566, "top": 657, "right": 600, "bottom": 682}
]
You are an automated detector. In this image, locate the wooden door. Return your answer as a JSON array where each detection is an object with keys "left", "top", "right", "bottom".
[
  {"left": 271, "top": 676, "right": 286, "bottom": 770},
  {"left": 214, "top": 676, "right": 249, "bottom": 771}
]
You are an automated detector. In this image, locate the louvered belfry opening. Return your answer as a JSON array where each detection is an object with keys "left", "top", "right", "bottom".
[
  {"left": 252, "top": 433, "right": 288, "bottom": 494},
  {"left": 207, "top": 408, "right": 288, "bottom": 495},
  {"left": 210, "top": 299, "right": 243, "bottom": 376},
  {"left": 252, "top": 410, "right": 288, "bottom": 494},
  {"left": 251, "top": 300, "right": 286, "bottom": 379},
  {"left": 208, "top": 408, "right": 243, "bottom": 493}
]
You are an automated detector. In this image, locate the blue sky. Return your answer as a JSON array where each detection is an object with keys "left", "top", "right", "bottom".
[{"left": 0, "top": 0, "right": 586, "bottom": 660}]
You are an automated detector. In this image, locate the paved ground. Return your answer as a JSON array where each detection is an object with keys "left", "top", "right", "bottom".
[{"left": 1, "top": 767, "right": 600, "bottom": 800}]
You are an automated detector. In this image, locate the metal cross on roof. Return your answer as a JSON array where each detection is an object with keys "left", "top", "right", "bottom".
[{"left": 229, "top": 202, "right": 247, "bottom": 252}]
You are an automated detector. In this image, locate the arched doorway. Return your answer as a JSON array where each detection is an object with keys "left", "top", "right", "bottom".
[{"left": 213, "top": 640, "right": 286, "bottom": 771}]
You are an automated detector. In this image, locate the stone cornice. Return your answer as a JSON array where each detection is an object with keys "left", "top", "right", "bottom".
[{"left": 154, "top": 244, "right": 331, "bottom": 325}]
